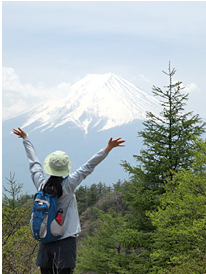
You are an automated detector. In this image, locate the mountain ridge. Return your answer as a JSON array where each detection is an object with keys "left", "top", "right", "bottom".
[
  {"left": 7, "top": 73, "right": 161, "bottom": 135},
  {"left": 2, "top": 73, "right": 160, "bottom": 194}
]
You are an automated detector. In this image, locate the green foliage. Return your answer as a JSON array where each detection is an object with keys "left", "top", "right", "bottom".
[
  {"left": 76, "top": 180, "right": 155, "bottom": 273},
  {"left": 76, "top": 181, "right": 129, "bottom": 243},
  {"left": 156, "top": 258, "right": 206, "bottom": 274},
  {"left": 75, "top": 182, "right": 113, "bottom": 215},
  {"left": 2, "top": 173, "right": 39, "bottom": 273},
  {"left": 119, "top": 64, "right": 206, "bottom": 272},
  {"left": 76, "top": 209, "right": 152, "bottom": 274},
  {"left": 2, "top": 172, "right": 33, "bottom": 209},
  {"left": 123, "top": 63, "right": 205, "bottom": 189},
  {"left": 148, "top": 138, "right": 206, "bottom": 272},
  {"left": 75, "top": 65, "right": 206, "bottom": 274},
  {"left": 2, "top": 205, "right": 39, "bottom": 273}
]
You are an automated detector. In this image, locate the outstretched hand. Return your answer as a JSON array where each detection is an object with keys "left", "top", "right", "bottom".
[
  {"left": 105, "top": 137, "right": 125, "bottom": 153},
  {"left": 13, "top": 127, "right": 28, "bottom": 139}
]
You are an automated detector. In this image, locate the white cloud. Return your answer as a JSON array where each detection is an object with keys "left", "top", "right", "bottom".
[
  {"left": 2, "top": 67, "right": 22, "bottom": 91},
  {"left": 3, "top": 99, "right": 29, "bottom": 120},
  {"left": 174, "top": 81, "right": 201, "bottom": 94},
  {"left": 3, "top": 67, "right": 50, "bottom": 98},
  {"left": 2, "top": 67, "right": 71, "bottom": 120},
  {"left": 139, "top": 74, "right": 151, "bottom": 84},
  {"left": 183, "top": 83, "right": 201, "bottom": 94}
]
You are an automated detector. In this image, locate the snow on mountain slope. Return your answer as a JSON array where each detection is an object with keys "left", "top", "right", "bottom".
[{"left": 18, "top": 73, "right": 161, "bottom": 134}]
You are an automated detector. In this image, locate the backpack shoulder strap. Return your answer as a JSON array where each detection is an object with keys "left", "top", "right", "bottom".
[
  {"left": 38, "top": 182, "right": 44, "bottom": 192},
  {"left": 38, "top": 178, "right": 49, "bottom": 192}
]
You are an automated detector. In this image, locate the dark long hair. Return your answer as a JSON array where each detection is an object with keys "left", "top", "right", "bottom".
[{"left": 43, "top": 176, "right": 63, "bottom": 198}]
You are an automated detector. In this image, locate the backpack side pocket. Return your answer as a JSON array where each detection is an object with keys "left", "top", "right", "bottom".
[{"left": 50, "top": 219, "right": 64, "bottom": 237}]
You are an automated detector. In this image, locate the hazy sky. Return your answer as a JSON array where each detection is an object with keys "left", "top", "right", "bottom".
[{"left": 2, "top": 1, "right": 206, "bottom": 121}]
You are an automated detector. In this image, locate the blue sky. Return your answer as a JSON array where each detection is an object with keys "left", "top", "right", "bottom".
[{"left": 2, "top": 1, "right": 206, "bottom": 121}]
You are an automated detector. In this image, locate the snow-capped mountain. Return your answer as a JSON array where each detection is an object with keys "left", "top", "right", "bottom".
[
  {"left": 14, "top": 73, "right": 161, "bottom": 134},
  {"left": 2, "top": 73, "right": 161, "bottom": 194}
]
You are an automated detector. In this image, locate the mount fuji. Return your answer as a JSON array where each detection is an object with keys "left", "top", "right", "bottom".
[
  {"left": 8, "top": 73, "right": 161, "bottom": 135},
  {"left": 2, "top": 73, "right": 161, "bottom": 194}
]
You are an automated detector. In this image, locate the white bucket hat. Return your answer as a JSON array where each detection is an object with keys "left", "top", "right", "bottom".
[{"left": 44, "top": 150, "right": 71, "bottom": 177}]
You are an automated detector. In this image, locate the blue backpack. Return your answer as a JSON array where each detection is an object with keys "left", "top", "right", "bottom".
[{"left": 30, "top": 183, "right": 72, "bottom": 243}]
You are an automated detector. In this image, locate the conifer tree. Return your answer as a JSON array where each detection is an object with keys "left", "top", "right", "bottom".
[
  {"left": 120, "top": 63, "right": 206, "bottom": 272},
  {"left": 124, "top": 62, "right": 205, "bottom": 187},
  {"left": 122, "top": 62, "right": 205, "bottom": 211},
  {"left": 2, "top": 172, "right": 29, "bottom": 209},
  {"left": 149, "top": 138, "right": 206, "bottom": 273},
  {"left": 76, "top": 64, "right": 206, "bottom": 274}
]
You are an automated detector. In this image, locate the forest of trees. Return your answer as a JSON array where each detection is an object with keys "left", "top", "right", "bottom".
[{"left": 2, "top": 64, "right": 206, "bottom": 273}]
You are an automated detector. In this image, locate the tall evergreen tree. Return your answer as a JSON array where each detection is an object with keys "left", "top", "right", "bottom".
[
  {"left": 76, "top": 64, "right": 206, "bottom": 274},
  {"left": 124, "top": 63, "right": 205, "bottom": 188},
  {"left": 120, "top": 63, "right": 206, "bottom": 272},
  {"left": 122, "top": 63, "right": 205, "bottom": 211},
  {"left": 149, "top": 138, "right": 206, "bottom": 273}
]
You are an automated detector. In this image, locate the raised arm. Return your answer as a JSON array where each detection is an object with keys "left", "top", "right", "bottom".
[
  {"left": 13, "top": 127, "right": 46, "bottom": 190},
  {"left": 104, "top": 137, "right": 125, "bottom": 153},
  {"left": 13, "top": 127, "right": 28, "bottom": 139},
  {"left": 66, "top": 137, "right": 125, "bottom": 193}
]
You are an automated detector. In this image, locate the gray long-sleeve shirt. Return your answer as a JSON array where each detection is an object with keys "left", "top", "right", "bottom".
[{"left": 23, "top": 138, "right": 108, "bottom": 239}]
